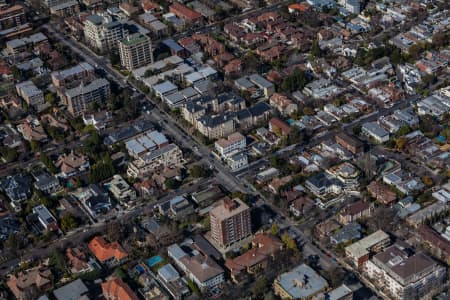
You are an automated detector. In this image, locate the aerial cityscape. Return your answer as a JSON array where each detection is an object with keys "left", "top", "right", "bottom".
[{"left": 0, "top": 0, "right": 448, "bottom": 299}]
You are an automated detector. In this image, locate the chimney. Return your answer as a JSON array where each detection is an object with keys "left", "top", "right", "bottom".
[{"left": 224, "top": 198, "right": 237, "bottom": 211}]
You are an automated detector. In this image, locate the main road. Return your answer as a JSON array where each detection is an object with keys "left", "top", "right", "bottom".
[{"left": 43, "top": 24, "right": 247, "bottom": 194}]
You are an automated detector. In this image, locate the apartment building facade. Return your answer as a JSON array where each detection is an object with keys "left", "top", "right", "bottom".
[
  {"left": 84, "top": 14, "right": 128, "bottom": 53},
  {"left": 366, "top": 244, "right": 446, "bottom": 300},
  {"left": 0, "top": 5, "right": 26, "bottom": 30},
  {"left": 215, "top": 132, "right": 246, "bottom": 157},
  {"left": 65, "top": 78, "right": 110, "bottom": 116},
  {"left": 119, "top": 33, "right": 153, "bottom": 70},
  {"left": 209, "top": 197, "right": 252, "bottom": 248},
  {"left": 127, "top": 144, "right": 183, "bottom": 178}
]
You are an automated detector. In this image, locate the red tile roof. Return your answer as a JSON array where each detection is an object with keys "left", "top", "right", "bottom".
[
  {"left": 225, "top": 233, "right": 283, "bottom": 275},
  {"left": 88, "top": 236, "right": 128, "bottom": 263},
  {"left": 269, "top": 117, "right": 291, "bottom": 135},
  {"left": 169, "top": 2, "right": 202, "bottom": 22},
  {"left": 102, "top": 277, "right": 138, "bottom": 300}
]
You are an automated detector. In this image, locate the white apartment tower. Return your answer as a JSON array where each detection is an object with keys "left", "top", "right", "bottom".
[
  {"left": 118, "top": 33, "right": 153, "bottom": 70},
  {"left": 84, "top": 14, "right": 128, "bottom": 53}
]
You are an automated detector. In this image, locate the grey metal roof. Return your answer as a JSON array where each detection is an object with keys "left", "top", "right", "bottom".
[
  {"left": 276, "top": 264, "right": 328, "bottom": 299},
  {"left": 153, "top": 81, "right": 177, "bottom": 95},
  {"left": 168, "top": 243, "right": 187, "bottom": 261},
  {"left": 65, "top": 78, "right": 109, "bottom": 98},
  {"left": 32, "top": 204, "right": 56, "bottom": 226},
  {"left": 162, "top": 38, "right": 184, "bottom": 52},
  {"left": 158, "top": 264, "right": 180, "bottom": 282},
  {"left": 147, "top": 131, "right": 168, "bottom": 146},
  {"left": 362, "top": 122, "right": 389, "bottom": 138},
  {"left": 53, "top": 279, "right": 89, "bottom": 300},
  {"left": 16, "top": 81, "right": 42, "bottom": 97},
  {"left": 249, "top": 74, "right": 274, "bottom": 89}
]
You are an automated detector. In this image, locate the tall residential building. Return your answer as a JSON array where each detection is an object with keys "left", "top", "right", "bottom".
[
  {"left": 119, "top": 33, "right": 153, "bottom": 70},
  {"left": 0, "top": 5, "right": 26, "bottom": 30},
  {"left": 366, "top": 244, "right": 446, "bottom": 300},
  {"left": 84, "top": 14, "right": 128, "bottom": 53},
  {"left": 209, "top": 197, "right": 252, "bottom": 248},
  {"left": 65, "top": 78, "right": 110, "bottom": 116}
]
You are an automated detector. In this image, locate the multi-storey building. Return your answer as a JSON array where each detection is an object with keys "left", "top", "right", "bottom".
[
  {"left": 196, "top": 112, "right": 235, "bottom": 139},
  {"left": 15, "top": 81, "right": 44, "bottom": 108},
  {"left": 64, "top": 78, "right": 110, "bottom": 116},
  {"left": 105, "top": 175, "right": 136, "bottom": 206},
  {"left": 51, "top": 62, "right": 95, "bottom": 88},
  {"left": 215, "top": 132, "right": 246, "bottom": 157},
  {"left": 345, "top": 230, "right": 390, "bottom": 268},
  {"left": 42, "top": 0, "right": 73, "bottom": 8},
  {"left": 118, "top": 33, "right": 153, "bottom": 70},
  {"left": 6, "top": 32, "right": 48, "bottom": 56},
  {"left": 84, "top": 14, "right": 128, "bottom": 53},
  {"left": 366, "top": 244, "right": 446, "bottom": 300},
  {"left": 49, "top": 1, "right": 80, "bottom": 18},
  {"left": 209, "top": 197, "right": 252, "bottom": 248},
  {"left": 127, "top": 144, "right": 183, "bottom": 178},
  {"left": 0, "top": 5, "right": 26, "bottom": 30}
]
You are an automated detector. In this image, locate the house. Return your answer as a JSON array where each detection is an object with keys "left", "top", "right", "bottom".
[
  {"left": 224, "top": 59, "right": 242, "bottom": 76},
  {"left": 0, "top": 174, "right": 32, "bottom": 211},
  {"left": 290, "top": 196, "right": 314, "bottom": 217},
  {"left": 140, "top": 218, "right": 174, "bottom": 246},
  {"left": 305, "top": 172, "right": 342, "bottom": 198},
  {"left": 335, "top": 133, "right": 363, "bottom": 154},
  {"left": 32, "top": 171, "right": 61, "bottom": 194},
  {"left": 7, "top": 266, "right": 52, "bottom": 299},
  {"left": 226, "top": 152, "right": 248, "bottom": 171},
  {"left": 269, "top": 117, "right": 291, "bottom": 136},
  {"left": 157, "top": 195, "right": 194, "bottom": 219},
  {"left": 53, "top": 279, "right": 89, "bottom": 300},
  {"left": 367, "top": 181, "right": 397, "bottom": 205},
  {"left": 82, "top": 111, "right": 112, "bottom": 131},
  {"left": 167, "top": 243, "right": 224, "bottom": 291},
  {"left": 66, "top": 247, "right": 95, "bottom": 274},
  {"left": 406, "top": 202, "right": 448, "bottom": 228},
  {"left": 330, "top": 222, "right": 362, "bottom": 245},
  {"left": 17, "top": 115, "right": 47, "bottom": 142},
  {"left": 88, "top": 236, "right": 128, "bottom": 267},
  {"left": 102, "top": 277, "right": 138, "bottom": 300},
  {"left": 339, "top": 200, "right": 374, "bottom": 225},
  {"left": 225, "top": 233, "right": 284, "bottom": 282},
  {"left": 77, "top": 184, "right": 113, "bottom": 219},
  {"left": 256, "top": 167, "right": 280, "bottom": 183},
  {"left": 362, "top": 122, "right": 389, "bottom": 143},
  {"left": 269, "top": 93, "right": 298, "bottom": 116},
  {"left": 316, "top": 219, "right": 341, "bottom": 239},
  {"left": 268, "top": 176, "right": 292, "bottom": 194},
  {"left": 104, "top": 175, "right": 136, "bottom": 206},
  {"left": 31, "top": 204, "right": 58, "bottom": 232},
  {"left": 169, "top": 2, "right": 202, "bottom": 24},
  {"left": 157, "top": 263, "right": 190, "bottom": 300},
  {"left": 55, "top": 151, "right": 90, "bottom": 178},
  {"left": 274, "top": 264, "right": 328, "bottom": 299},
  {"left": 315, "top": 284, "right": 353, "bottom": 300}
]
